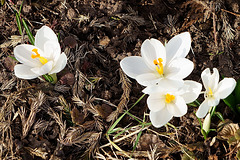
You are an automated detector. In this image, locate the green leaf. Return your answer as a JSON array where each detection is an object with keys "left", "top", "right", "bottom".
[
  {"left": 18, "top": 0, "right": 24, "bottom": 16},
  {"left": 201, "top": 128, "right": 207, "bottom": 140},
  {"left": 43, "top": 74, "right": 53, "bottom": 83},
  {"left": 214, "top": 112, "right": 224, "bottom": 121},
  {"left": 22, "top": 19, "right": 35, "bottom": 45},
  {"left": 1, "top": 0, "right": 5, "bottom": 5},
  {"left": 223, "top": 93, "right": 237, "bottom": 115},
  {"left": 16, "top": 13, "right": 23, "bottom": 35},
  {"left": 235, "top": 79, "right": 240, "bottom": 104},
  {"left": 132, "top": 130, "right": 142, "bottom": 153},
  {"left": 107, "top": 94, "right": 145, "bottom": 134},
  {"left": 8, "top": 56, "right": 18, "bottom": 62}
]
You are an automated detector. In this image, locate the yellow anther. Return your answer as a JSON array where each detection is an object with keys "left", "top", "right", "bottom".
[
  {"left": 31, "top": 48, "right": 48, "bottom": 65},
  {"left": 158, "top": 58, "right": 163, "bottom": 63},
  {"left": 31, "top": 48, "right": 40, "bottom": 59},
  {"left": 208, "top": 87, "right": 213, "bottom": 96},
  {"left": 153, "top": 58, "right": 163, "bottom": 75},
  {"left": 165, "top": 93, "right": 175, "bottom": 103}
]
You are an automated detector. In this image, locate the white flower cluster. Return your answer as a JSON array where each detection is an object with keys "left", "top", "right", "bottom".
[{"left": 120, "top": 33, "right": 236, "bottom": 128}]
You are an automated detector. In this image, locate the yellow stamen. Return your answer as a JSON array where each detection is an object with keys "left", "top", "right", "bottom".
[
  {"left": 153, "top": 58, "right": 163, "bottom": 75},
  {"left": 31, "top": 48, "right": 48, "bottom": 65},
  {"left": 208, "top": 87, "right": 213, "bottom": 96},
  {"left": 165, "top": 93, "right": 175, "bottom": 103}
]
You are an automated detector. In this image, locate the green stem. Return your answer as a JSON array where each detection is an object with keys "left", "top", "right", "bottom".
[
  {"left": 210, "top": 106, "right": 217, "bottom": 118},
  {"left": 49, "top": 73, "right": 57, "bottom": 84}
]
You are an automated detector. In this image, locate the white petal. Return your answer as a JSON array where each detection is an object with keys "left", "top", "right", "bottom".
[
  {"left": 14, "top": 44, "right": 43, "bottom": 67},
  {"left": 167, "top": 96, "right": 187, "bottom": 117},
  {"left": 147, "top": 93, "right": 166, "bottom": 112},
  {"left": 181, "top": 80, "right": 202, "bottom": 103},
  {"left": 35, "top": 26, "right": 58, "bottom": 51},
  {"left": 207, "top": 97, "right": 220, "bottom": 106},
  {"left": 31, "top": 61, "right": 53, "bottom": 75},
  {"left": 42, "top": 40, "right": 61, "bottom": 59},
  {"left": 14, "top": 64, "right": 39, "bottom": 79},
  {"left": 201, "top": 68, "right": 219, "bottom": 93},
  {"left": 136, "top": 73, "right": 160, "bottom": 86},
  {"left": 143, "top": 78, "right": 184, "bottom": 94},
  {"left": 49, "top": 53, "right": 67, "bottom": 74},
  {"left": 141, "top": 38, "right": 166, "bottom": 69},
  {"left": 196, "top": 99, "right": 210, "bottom": 118},
  {"left": 120, "top": 56, "right": 153, "bottom": 79},
  {"left": 149, "top": 108, "right": 173, "bottom": 128},
  {"left": 165, "top": 58, "right": 194, "bottom": 79},
  {"left": 215, "top": 78, "right": 236, "bottom": 99},
  {"left": 165, "top": 32, "right": 191, "bottom": 63}
]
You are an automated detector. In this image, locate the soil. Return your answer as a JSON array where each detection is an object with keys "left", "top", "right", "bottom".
[{"left": 0, "top": 0, "right": 240, "bottom": 159}]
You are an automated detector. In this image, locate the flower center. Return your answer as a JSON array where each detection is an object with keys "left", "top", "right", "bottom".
[
  {"left": 207, "top": 87, "right": 214, "bottom": 97},
  {"left": 165, "top": 93, "right": 175, "bottom": 103},
  {"left": 153, "top": 58, "right": 163, "bottom": 75},
  {"left": 31, "top": 48, "right": 48, "bottom": 65}
]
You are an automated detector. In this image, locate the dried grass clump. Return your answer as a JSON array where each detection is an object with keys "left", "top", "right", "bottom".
[{"left": 106, "top": 69, "right": 131, "bottom": 122}]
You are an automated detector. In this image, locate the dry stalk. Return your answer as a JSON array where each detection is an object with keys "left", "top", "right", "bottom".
[
  {"left": 19, "top": 91, "right": 46, "bottom": 139},
  {"left": 106, "top": 69, "right": 131, "bottom": 122},
  {"left": 24, "top": 146, "right": 49, "bottom": 159},
  {"left": 72, "top": 70, "right": 86, "bottom": 98},
  {"left": 181, "top": 0, "right": 218, "bottom": 46},
  {"left": 47, "top": 107, "right": 66, "bottom": 142}
]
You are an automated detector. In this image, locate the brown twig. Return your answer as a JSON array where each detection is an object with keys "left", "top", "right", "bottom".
[{"left": 221, "top": 9, "right": 240, "bottom": 17}]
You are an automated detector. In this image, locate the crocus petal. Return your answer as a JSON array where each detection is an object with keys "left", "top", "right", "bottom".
[
  {"left": 207, "top": 97, "right": 220, "bottom": 106},
  {"left": 201, "top": 68, "right": 219, "bottom": 93},
  {"left": 165, "top": 58, "right": 193, "bottom": 79},
  {"left": 136, "top": 73, "right": 159, "bottom": 86},
  {"left": 196, "top": 99, "right": 210, "bottom": 118},
  {"left": 31, "top": 61, "right": 53, "bottom": 75},
  {"left": 215, "top": 78, "right": 236, "bottom": 99},
  {"left": 49, "top": 53, "right": 67, "bottom": 74},
  {"left": 149, "top": 108, "right": 173, "bottom": 128},
  {"left": 143, "top": 78, "right": 184, "bottom": 94},
  {"left": 181, "top": 80, "right": 202, "bottom": 103},
  {"left": 141, "top": 38, "right": 166, "bottom": 69},
  {"left": 14, "top": 44, "right": 43, "bottom": 67},
  {"left": 147, "top": 93, "right": 166, "bottom": 112},
  {"left": 120, "top": 56, "right": 153, "bottom": 79},
  {"left": 165, "top": 32, "right": 191, "bottom": 63},
  {"left": 14, "top": 64, "right": 40, "bottom": 79},
  {"left": 35, "top": 26, "right": 58, "bottom": 51},
  {"left": 167, "top": 96, "right": 187, "bottom": 117},
  {"left": 42, "top": 40, "right": 61, "bottom": 59}
]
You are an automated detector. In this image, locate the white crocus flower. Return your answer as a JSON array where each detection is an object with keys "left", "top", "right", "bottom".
[
  {"left": 120, "top": 32, "right": 193, "bottom": 92},
  {"left": 14, "top": 26, "right": 67, "bottom": 79},
  {"left": 196, "top": 68, "right": 236, "bottom": 118},
  {"left": 147, "top": 80, "right": 202, "bottom": 128}
]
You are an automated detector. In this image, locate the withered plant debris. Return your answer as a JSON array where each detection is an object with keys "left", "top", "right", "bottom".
[{"left": 0, "top": 0, "right": 240, "bottom": 159}]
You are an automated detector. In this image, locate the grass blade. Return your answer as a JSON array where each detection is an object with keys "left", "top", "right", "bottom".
[
  {"left": 18, "top": 0, "right": 24, "bottom": 15},
  {"left": 22, "top": 19, "right": 35, "bottom": 45},
  {"left": 16, "top": 13, "right": 22, "bottom": 35},
  {"left": 107, "top": 94, "right": 145, "bottom": 134}
]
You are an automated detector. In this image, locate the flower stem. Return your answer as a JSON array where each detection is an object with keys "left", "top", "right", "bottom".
[
  {"left": 49, "top": 73, "right": 57, "bottom": 84},
  {"left": 43, "top": 73, "right": 57, "bottom": 84}
]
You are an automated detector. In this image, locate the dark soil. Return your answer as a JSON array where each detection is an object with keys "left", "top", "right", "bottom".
[{"left": 0, "top": 0, "right": 240, "bottom": 159}]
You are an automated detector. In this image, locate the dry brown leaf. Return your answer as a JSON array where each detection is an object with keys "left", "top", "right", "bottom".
[
  {"left": 70, "top": 107, "right": 84, "bottom": 125},
  {"left": 99, "top": 36, "right": 110, "bottom": 47},
  {"left": 4, "top": 56, "right": 17, "bottom": 72},
  {"left": 63, "top": 36, "right": 77, "bottom": 48},
  {"left": 217, "top": 120, "right": 239, "bottom": 141}
]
